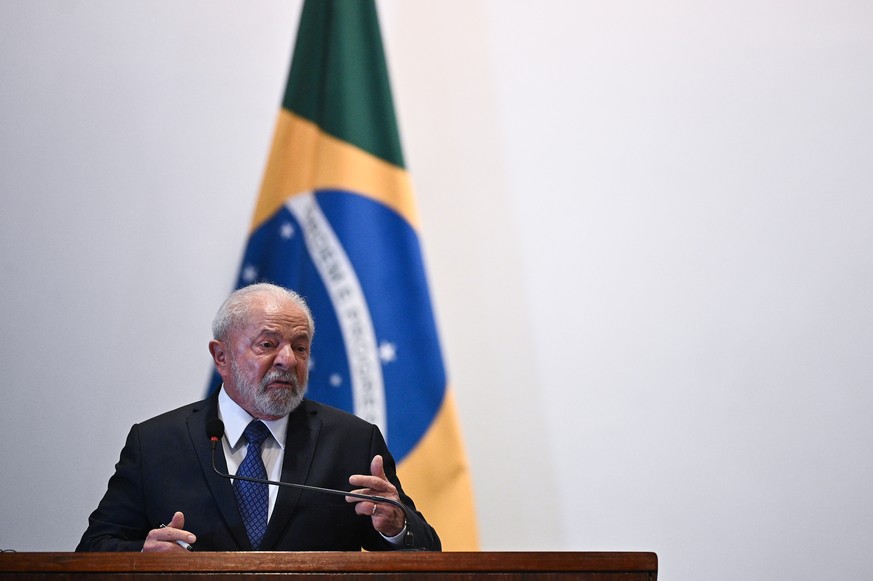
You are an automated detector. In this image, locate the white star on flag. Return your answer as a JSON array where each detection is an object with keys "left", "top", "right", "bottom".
[
  {"left": 378, "top": 341, "right": 397, "bottom": 364},
  {"left": 241, "top": 264, "right": 258, "bottom": 283},
  {"left": 279, "top": 222, "right": 295, "bottom": 239}
]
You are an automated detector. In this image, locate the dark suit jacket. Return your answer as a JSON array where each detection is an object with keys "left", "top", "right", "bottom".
[{"left": 76, "top": 395, "right": 440, "bottom": 551}]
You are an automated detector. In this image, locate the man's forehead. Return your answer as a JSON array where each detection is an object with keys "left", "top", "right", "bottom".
[{"left": 248, "top": 301, "right": 308, "bottom": 329}]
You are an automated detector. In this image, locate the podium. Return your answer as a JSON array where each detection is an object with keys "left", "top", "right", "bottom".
[{"left": 1, "top": 551, "right": 657, "bottom": 580}]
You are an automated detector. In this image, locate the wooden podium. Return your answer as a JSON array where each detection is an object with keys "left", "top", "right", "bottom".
[{"left": 0, "top": 551, "right": 657, "bottom": 580}]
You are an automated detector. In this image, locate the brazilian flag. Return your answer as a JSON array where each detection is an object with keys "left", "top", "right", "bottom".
[{"left": 212, "top": 0, "right": 478, "bottom": 549}]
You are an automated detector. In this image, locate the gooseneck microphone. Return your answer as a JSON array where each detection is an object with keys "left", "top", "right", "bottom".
[{"left": 205, "top": 418, "right": 420, "bottom": 549}]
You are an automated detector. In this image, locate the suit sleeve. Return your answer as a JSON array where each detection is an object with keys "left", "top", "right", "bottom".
[
  {"left": 362, "top": 425, "right": 442, "bottom": 552},
  {"left": 76, "top": 424, "right": 150, "bottom": 552}
]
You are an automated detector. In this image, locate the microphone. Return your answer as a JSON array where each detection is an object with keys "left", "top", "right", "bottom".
[{"left": 205, "top": 418, "right": 421, "bottom": 549}]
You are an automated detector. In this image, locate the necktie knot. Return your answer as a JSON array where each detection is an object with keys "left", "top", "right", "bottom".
[{"left": 244, "top": 420, "right": 271, "bottom": 449}]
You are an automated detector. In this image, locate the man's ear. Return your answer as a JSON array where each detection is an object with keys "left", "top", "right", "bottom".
[{"left": 209, "top": 340, "right": 228, "bottom": 374}]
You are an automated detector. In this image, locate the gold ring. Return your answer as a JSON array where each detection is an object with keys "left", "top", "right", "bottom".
[{"left": 372, "top": 503, "right": 378, "bottom": 515}]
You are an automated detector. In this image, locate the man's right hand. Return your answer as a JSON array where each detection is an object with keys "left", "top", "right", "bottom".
[{"left": 142, "top": 511, "right": 196, "bottom": 552}]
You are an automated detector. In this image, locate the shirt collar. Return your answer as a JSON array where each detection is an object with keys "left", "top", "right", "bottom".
[{"left": 217, "top": 385, "right": 288, "bottom": 451}]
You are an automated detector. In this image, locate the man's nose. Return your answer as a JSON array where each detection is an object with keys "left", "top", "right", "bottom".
[{"left": 274, "top": 344, "right": 296, "bottom": 369}]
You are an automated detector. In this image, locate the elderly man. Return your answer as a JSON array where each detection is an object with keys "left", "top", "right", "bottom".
[{"left": 77, "top": 283, "right": 440, "bottom": 552}]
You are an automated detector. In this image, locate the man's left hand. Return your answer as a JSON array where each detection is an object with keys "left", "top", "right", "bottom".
[{"left": 347, "top": 455, "right": 405, "bottom": 537}]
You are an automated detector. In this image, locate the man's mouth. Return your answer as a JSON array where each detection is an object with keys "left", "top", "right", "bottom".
[{"left": 264, "top": 375, "right": 296, "bottom": 389}]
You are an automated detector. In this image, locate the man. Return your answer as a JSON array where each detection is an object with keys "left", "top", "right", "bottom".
[{"left": 77, "top": 283, "right": 440, "bottom": 552}]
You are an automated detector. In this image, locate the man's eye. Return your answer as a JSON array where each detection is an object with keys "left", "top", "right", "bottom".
[{"left": 260, "top": 342, "right": 274, "bottom": 349}]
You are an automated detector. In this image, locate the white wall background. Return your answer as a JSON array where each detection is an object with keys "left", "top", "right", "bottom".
[{"left": 2, "top": 1, "right": 872, "bottom": 579}]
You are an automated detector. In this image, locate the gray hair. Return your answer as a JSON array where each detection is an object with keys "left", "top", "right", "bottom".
[{"left": 212, "top": 283, "right": 315, "bottom": 341}]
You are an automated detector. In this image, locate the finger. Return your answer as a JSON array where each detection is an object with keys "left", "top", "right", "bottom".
[
  {"left": 348, "top": 455, "right": 387, "bottom": 488},
  {"left": 348, "top": 475, "right": 397, "bottom": 495},
  {"left": 158, "top": 511, "right": 197, "bottom": 545},
  {"left": 348, "top": 456, "right": 400, "bottom": 502},
  {"left": 144, "top": 527, "right": 192, "bottom": 553},
  {"left": 346, "top": 475, "right": 373, "bottom": 490},
  {"left": 346, "top": 496, "right": 379, "bottom": 518},
  {"left": 370, "top": 455, "right": 386, "bottom": 479},
  {"left": 168, "top": 511, "right": 185, "bottom": 529}
]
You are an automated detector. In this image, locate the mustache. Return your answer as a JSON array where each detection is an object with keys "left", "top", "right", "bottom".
[{"left": 260, "top": 369, "right": 300, "bottom": 389}]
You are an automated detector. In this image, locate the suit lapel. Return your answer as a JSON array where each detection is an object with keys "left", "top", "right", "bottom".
[
  {"left": 260, "top": 400, "right": 322, "bottom": 550},
  {"left": 188, "top": 394, "right": 252, "bottom": 550}
]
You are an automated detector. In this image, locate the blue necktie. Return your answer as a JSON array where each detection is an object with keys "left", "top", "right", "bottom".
[{"left": 234, "top": 420, "right": 271, "bottom": 549}]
